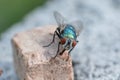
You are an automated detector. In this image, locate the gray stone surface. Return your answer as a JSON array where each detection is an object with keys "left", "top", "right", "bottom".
[{"left": 0, "top": 0, "right": 120, "bottom": 80}]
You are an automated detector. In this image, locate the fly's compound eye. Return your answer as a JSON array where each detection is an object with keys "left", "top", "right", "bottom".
[
  {"left": 72, "top": 40, "right": 76, "bottom": 47},
  {"left": 60, "top": 38, "right": 66, "bottom": 44}
]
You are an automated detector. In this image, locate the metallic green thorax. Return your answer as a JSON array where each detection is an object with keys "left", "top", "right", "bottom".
[{"left": 61, "top": 25, "right": 76, "bottom": 39}]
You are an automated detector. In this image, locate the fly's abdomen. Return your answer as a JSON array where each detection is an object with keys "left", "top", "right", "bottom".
[{"left": 62, "top": 25, "right": 76, "bottom": 39}]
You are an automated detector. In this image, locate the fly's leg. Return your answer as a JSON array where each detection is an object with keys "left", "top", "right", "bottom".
[
  {"left": 68, "top": 40, "right": 78, "bottom": 54},
  {"left": 66, "top": 47, "right": 74, "bottom": 61},
  {"left": 53, "top": 42, "right": 61, "bottom": 59},
  {"left": 55, "top": 27, "right": 62, "bottom": 38},
  {"left": 59, "top": 49, "right": 66, "bottom": 55},
  {"left": 43, "top": 31, "right": 56, "bottom": 47},
  {"left": 68, "top": 47, "right": 74, "bottom": 54},
  {"left": 66, "top": 41, "right": 78, "bottom": 61},
  {"left": 53, "top": 42, "right": 66, "bottom": 59},
  {"left": 64, "top": 48, "right": 74, "bottom": 61},
  {"left": 43, "top": 28, "right": 61, "bottom": 47}
]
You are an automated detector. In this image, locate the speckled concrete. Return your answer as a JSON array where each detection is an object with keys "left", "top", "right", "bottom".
[{"left": 0, "top": 0, "right": 120, "bottom": 80}]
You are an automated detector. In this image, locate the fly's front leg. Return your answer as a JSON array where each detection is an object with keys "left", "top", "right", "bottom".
[
  {"left": 68, "top": 47, "right": 74, "bottom": 54},
  {"left": 67, "top": 41, "right": 79, "bottom": 61},
  {"left": 63, "top": 48, "right": 74, "bottom": 61},
  {"left": 59, "top": 49, "right": 66, "bottom": 55},
  {"left": 43, "top": 28, "right": 61, "bottom": 47},
  {"left": 56, "top": 27, "right": 62, "bottom": 39},
  {"left": 68, "top": 40, "right": 79, "bottom": 54},
  {"left": 53, "top": 42, "right": 61, "bottom": 59},
  {"left": 43, "top": 30, "right": 56, "bottom": 47}
]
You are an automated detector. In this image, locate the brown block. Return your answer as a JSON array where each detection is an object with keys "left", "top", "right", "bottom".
[{"left": 12, "top": 25, "right": 74, "bottom": 80}]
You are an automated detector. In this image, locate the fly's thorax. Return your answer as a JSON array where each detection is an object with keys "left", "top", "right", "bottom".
[{"left": 61, "top": 24, "right": 77, "bottom": 40}]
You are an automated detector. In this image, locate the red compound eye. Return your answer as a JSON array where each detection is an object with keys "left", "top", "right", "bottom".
[
  {"left": 60, "top": 38, "right": 66, "bottom": 44},
  {"left": 72, "top": 41, "right": 76, "bottom": 47}
]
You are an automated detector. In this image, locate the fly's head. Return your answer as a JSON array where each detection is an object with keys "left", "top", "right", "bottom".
[{"left": 60, "top": 38, "right": 77, "bottom": 50}]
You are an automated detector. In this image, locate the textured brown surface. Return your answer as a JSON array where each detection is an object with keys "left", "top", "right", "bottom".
[{"left": 12, "top": 25, "right": 74, "bottom": 80}]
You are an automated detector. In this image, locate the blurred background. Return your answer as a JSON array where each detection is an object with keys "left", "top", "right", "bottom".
[
  {"left": 0, "top": 0, "right": 47, "bottom": 35},
  {"left": 0, "top": 0, "right": 120, "bottom": 80}
]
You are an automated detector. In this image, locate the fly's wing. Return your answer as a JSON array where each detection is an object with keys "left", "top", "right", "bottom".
[
  {"left": 70, "top": 20, "right": 83, "bottom": 36},
  {"left": 54, "top": 11, "right": 66, "bottom": 29}
]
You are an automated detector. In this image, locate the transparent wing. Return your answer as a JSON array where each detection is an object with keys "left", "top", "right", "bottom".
[
  {"left": 69, "top": 20, "right": 83, "bottom": 36},
  {"left": 54, "top": 11, "right": 66, "bottom": 28}
]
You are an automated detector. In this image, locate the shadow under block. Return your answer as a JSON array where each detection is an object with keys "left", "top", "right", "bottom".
[{"left": 12, "top": 25, "right": 74, "bottom": 80}]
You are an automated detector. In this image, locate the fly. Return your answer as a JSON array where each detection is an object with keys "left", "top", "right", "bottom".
[{"left": 44, "top": 11, "right": 83, "bottom": 59}]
